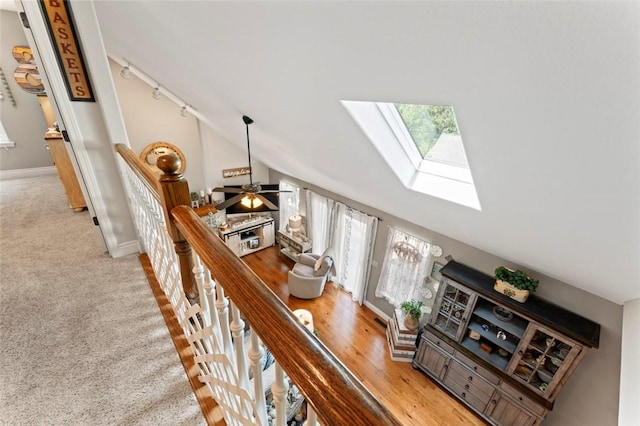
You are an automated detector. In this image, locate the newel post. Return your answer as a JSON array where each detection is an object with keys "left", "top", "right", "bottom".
[{"left": 156, "top": 154, "right": 196, "bottom": 301}]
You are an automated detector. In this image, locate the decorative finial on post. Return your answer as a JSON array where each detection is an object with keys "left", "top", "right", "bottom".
[{"left": 157, "top": 154, "right": 183, "bottom": 181}]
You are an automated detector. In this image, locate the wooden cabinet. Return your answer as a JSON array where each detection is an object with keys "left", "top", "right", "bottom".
[
  {"left": 414, "top": 261, "right": 600, "bottom": 425},
  {"left": 38, "top": 95, "right": 86, "bottom": 212},
  {"left": 46, "top": 135, "right": 86, "bottom": 211},
  {"left": 218, "top": 217, "right": 275, "bottom": 257},
  {"left": 485, "top": 392, "right": 541, "bottom": 426},
  {"left": 414, "top": 332, "right": 452, "bottom": 380}
]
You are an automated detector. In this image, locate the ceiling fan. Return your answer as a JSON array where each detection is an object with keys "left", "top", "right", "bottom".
[{"left": 212, "top": 115, "right": 288, "bottom": 211}]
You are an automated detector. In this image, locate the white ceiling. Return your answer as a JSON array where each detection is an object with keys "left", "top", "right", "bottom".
[{"left": 92, "top": 1, "right": 639, "bottom": 304}]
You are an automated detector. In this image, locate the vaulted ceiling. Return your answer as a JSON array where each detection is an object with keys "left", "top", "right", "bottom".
[{"left": 11, "top": 1, "right": 640, "bottom": 304}]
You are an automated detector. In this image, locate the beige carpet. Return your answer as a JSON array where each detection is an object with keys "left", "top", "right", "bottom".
[{"left": 0, "top": 175, "right": 205, "bottom": 425}]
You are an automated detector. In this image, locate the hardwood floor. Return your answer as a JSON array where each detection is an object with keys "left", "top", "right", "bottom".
[{"left": 243, "top": 247, "right": 487, "bottom": 426}]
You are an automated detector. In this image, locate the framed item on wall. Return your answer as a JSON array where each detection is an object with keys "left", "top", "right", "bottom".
[
  {"left": 430, "top": 261, "right": 444, "bottom": 282},
  {"left": 140, "top": 141, "right": 186, "bottom": 174}
]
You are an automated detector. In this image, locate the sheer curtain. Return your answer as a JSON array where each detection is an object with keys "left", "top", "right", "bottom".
[
  {"left": 305, "top": 190, "right": 334, "bottom": 254},
  {"left": 278, "top": 180, "right": 300, "bottom": 231},
  {"left": 332, "top": 202, "right": 378, "bottom": 304},
  {"left": 305, "top": 190, "right": 378, "bottom": 304},
  {"left": 375, "top": 227, "right": 432, "bottom": 307}
]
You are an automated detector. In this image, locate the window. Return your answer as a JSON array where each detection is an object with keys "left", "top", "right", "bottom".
[
  {"left": 341, "top": 100, "right": 480, "bottom": 210},
  {"left": 375, "top": 228, "right": 432, "bottom": 307},
  {"left": 278, "top": 180, "right": 300, "bottom": 232}
]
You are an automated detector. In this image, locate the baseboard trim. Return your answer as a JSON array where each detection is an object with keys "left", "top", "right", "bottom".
[
  {"left": 0, "top": 166, "right": 57, "bottom": 180},
  {"left": 109, "top": 240, "right": 140, "bottom": 258},
  {"left": 364, "top": 300, "right": 391, "bottom": 322}
]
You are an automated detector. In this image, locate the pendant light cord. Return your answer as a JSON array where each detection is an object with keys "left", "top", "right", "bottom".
[{"left": 243, "top": 115, "right": 254, "bottom": 186}]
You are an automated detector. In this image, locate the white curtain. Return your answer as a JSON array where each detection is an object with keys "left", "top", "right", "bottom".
[
  {"left": 278, "top": 180, "right": 300, "bottom": 232},
  {"left": 331, "top": 202, "right": 378, "bottom": 304},
  {"left": 305, "top": 190, "right": 378, "bottom": 304},
  {"left": 375, "top": 227, "right": 432, "bottom": 307},
  {"left": 305, "top": 190, "right": 334, "bottom": 254}
]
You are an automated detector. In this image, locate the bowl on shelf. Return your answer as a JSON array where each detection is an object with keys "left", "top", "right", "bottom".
[
  {"left": 492, "top": 306, "right": 513, "bottom": 322},
  {"left": 537, "top": 369, "right": 554, "bottom": 383}
]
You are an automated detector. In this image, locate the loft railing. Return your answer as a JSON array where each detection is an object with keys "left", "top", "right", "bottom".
[{"left": 114, "top": 143, "right": 401, "bottom": 425}]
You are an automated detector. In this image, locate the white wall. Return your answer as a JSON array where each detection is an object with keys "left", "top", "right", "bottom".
[
  {"left": 0, "top": 10, "right": 52, "bottom": 171},
  {"left": 619, "top": 297, "right": 640, "bottom": 425},
  {"left": 109, "top": 58, "right": 270, "bottom": 210},
  {"left": 108, "top": 59, "right": 205, "bottom": 191}
]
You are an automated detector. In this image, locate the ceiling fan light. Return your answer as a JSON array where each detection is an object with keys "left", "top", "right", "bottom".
[{"left": 241, "top": 194, "right": 263, "bottom": 209}]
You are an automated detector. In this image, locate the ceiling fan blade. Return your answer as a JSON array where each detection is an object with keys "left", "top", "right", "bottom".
[
  {"left": 259, "top": 189, "right": 292, "bottom": 194},
  {"left": 256, "top": 194, "right": 278, "bottom": 210},
  {"left": 212, "top": 187, "right": 244, "bottom": 194},
  {"left": 215, "top": 194, "right": 244, "bottom": 210}
]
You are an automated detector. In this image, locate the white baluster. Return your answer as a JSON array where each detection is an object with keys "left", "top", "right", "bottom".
[
  {"left": 248, "top": 331, "right": 268, "bottom": 425},
  {"left": 192, "top": 254, "right": 206, "bottom": 310},
  {"left": 272, "top": 363, "right": 289, "bottom": 426},
  {"left": 306, "top": 406, "right": 318, "bottom": 426},
  {"left": 230, "top": 302, "right": 249, "bottom": 391},
  {"left": 215, "top": 283, "right": 233, "bottom": 361}
]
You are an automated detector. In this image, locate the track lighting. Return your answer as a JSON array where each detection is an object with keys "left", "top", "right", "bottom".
[
  {"left": 180, "top": 105, "right": 189, "bottom": 117},
  {"left": 120, "top": 64, "right": 130, "bottom": 79},
  {"left": 152, "top": 86, "right": 161, "bottom": 99}
]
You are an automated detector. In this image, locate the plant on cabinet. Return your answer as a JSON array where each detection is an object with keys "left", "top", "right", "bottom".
[{"left": 494, "top": 266, "right": 539, "bottom": 303}]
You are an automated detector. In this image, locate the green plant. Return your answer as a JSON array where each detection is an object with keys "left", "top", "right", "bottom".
[
  {"left": 494, "top": 267, "right": 539, "bottom": 293},
  {"left": 400, "top": 299, "right": 424, "bottom": 320},
  {"left": 190, "top": 192, "right": 200, "bottom": 201}
]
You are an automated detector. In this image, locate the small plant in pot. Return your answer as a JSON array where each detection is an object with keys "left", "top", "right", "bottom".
[
  {"left": 494, "top": 266, "right": 539, "bottom": 303},
  {"left": 400, "top": 299, "right": 424, "bottom": 331}
]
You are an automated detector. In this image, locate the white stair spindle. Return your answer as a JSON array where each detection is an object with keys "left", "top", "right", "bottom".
[
  {"left": 215, "top": 283, "right": 233, "bottom": 361},
  {"left": 248, "top": 330, "right": 268, "bottom": 424},
  {"left": 204, "top": 269, "right": 220, "bottom": 336},
  {"left": 192, "top": 253, "right": 206, "bottom": 309},
  {"left": 272, "top": 363, "right": 289, "bottom": 426},
  {"left": 306, "top": 406, "right": 318, "bottom": 425},
  {"left": 230, "top": 301, "right": 249, "bottom": 390}
]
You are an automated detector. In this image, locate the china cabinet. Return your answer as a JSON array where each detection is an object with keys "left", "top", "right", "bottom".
[{"left": 414, "top": 261, "right": 600, "bottom": 425}]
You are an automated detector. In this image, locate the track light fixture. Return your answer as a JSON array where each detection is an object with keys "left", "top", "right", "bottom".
[
  {"left": 152, "top": 86, "right": 161, "bottom": 99},
  {"left": 120, "top": 63, "right": 130, "bottom": 79},
  {"left": 180, "top": 105, "right": 189, "bottom": 117}
]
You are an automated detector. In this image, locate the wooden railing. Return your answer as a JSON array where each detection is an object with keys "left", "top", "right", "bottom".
[{"left": 114, "top": 143, "right": 401, "bottom": 425}]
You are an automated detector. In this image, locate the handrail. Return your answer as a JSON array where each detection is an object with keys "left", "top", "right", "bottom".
[
  {"left": 172, "top": 205, "right": 402, "bottom": 426},
  {"left": 115, "top": 143, "right": 161, "bottom": 197}
]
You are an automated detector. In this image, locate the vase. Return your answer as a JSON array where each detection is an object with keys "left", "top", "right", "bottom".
[
  {"left": 403, "top": 314, "right": 419, "bottom": 331},
  {"left": 494, "top": 279, "right": 530, "bottom": 303}
]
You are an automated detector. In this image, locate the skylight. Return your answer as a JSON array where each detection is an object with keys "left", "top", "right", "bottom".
[{"left": 341, "top": 101, "right": 480, "bottom": 210}]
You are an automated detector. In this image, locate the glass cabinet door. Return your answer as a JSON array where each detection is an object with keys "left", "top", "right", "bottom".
[
  {"left": 431, "top": 278, "right": 476, "bottom": 341},
  {"left": 508, "top": 325, "right": 580, "bottom": 398}
]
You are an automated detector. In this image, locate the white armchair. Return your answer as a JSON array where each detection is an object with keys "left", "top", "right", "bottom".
[{"left": 287, "top": 250, "right": 335, "bottom": 299}]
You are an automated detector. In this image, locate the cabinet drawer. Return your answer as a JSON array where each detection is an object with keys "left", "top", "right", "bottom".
[
  {"left": 448, "top": 361, "right": 495, "bottom": 400},
  {"left": 455, "top": 351, "right": 501, "bottom": 385},
  {"left": 444, "top": 377, "right": 489, "bottom": 413},
  {"left": 423, "top": 330, "right": 455, "bottom": 354},
  {"left": 500, "top": 382, "right": 546, "bottom": 417}
]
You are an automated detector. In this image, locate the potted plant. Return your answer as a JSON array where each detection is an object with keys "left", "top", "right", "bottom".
[
  {"left": 400, "top": 299, "right": 424, "bottom": 331},
  {"left": 494, "top": 266, "right": 539, "bottom": 303},
  {"left": 190, "top": 192, "right": 200, "bottom": 208}
]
